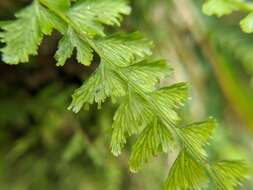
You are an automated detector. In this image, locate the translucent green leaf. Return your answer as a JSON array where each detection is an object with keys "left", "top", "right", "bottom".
[
  {"left": 68, "top": 63, "right": 126, "bottom": 112},
  {"left": 240, "top": 12, "right": 253, "bottom": 33},
  {"left": 210, "top": 160, "right": 249, "bottom": 190},
  {"left": 0, "top": 21, "right": 12, "bottom": 27},
  {"left": 111, "top": 82, "right": 187, "bottom": 158},
  {"left": 149, "top": 83, "right": 189, "bottom": 126},
  {"left": 55, "top": 32, "right": 74, "bottom": 66},
  {"left": 202, "top": 0, "right": 238, "bottom": 17},
  {"left": 43, "top": 0, "right": 71, "bottom": 11},
  {"left": 0, "top": 2, "right": 65, "bottom": 64},
  {"left": 96, "top": 32, "right": 153, "bottom": 66},
  {"left": 69, "top": 29, "right": 94, "bottom": 66},
  {"left": 164, "top": 150, "right": 208, "bottom": 190},
  {"left": 121, "top": 60, "right": 173, "bottom": 91},
  {"left": 129, "top": 120, "right": 173, "bottom": 172},
  {"left": 55, "top": 27, "right": 93, "bottom": 66},
  {"left": 111, "top": 91, "right": 153, "bottom": 156},
  {"left": 0, "top": 4, "right": 42, "bottom": 64},
  {"left": 68, "top": 0, "right": 131, "bottom": 36},
  {"left": 36, "top": 4, "right": 67, "bottom": 34},
  {"left": 178, "top": 118, "right": 217, "bottom": 160}
]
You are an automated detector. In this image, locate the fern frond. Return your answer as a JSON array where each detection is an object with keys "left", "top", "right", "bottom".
[
  {"left": 55, "top": 27, "right": 93, "bottom": 66},
  {"left": 68, "top": 63, "right": 126, "bottom": 112},
  {"left": 202, "top": 0, "right": 238, "bottom": 17},
  {"left": 121, "top": 60, "right": 173, "bottom": 91},
  {"left": 0, "top": 2, "right": 50, "bottom": 64},
  {"left": 68, "top": 0, "right": 131, "bottom": 36},
  {"left": 177, "top": 118, "right": 217, "bottom": 160},
  {"left": 164, "top": 150, "right": 208, "bottom": 190},
  {"left": 148, "top": 83, "right": 189, "bottom": 124},
  {"left": 129, "top": 119, "right": 174, "bottom": 172},
  {"left": 240, "top": 13, "right": 253, "bottom": 33},
  {"left": 210, "top": 160, "right": 249, "bottom": 190},
  {"left": 110, "top": 81, "right": 188, "bottom": 157},
  {"left": 0, "top": 0, "right": 249, "bottom": 189},
  {"left": 203, "top": 0, "right": 253, "bottom": 33},
  {"left": 111, "top": 90, "right": 153, "bottom": 156},
  {"left": 0, "top": 1, "right": 66, "bottom": 64},
  {"left": 43, "top": 0, "right": 71, "bottom": 11},
  {"left": 95, "top": 33, "right": 153, "bottom": 67}
]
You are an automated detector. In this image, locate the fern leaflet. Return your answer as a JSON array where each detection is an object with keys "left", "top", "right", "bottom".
[{"left": 203, "top": 0, "right": 253, "bottom": 33}]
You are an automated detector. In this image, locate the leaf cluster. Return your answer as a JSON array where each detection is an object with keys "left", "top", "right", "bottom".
[
  {"left": 203, "top": 0, "right": 253, "bottom": 33},
  {"left": 0, "top": 0, "right": 249, "bottom": 189}
]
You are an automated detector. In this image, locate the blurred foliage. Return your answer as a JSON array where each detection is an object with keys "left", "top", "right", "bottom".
[{"left": 0, "top": 0, "right": 253, "bottom": 189}]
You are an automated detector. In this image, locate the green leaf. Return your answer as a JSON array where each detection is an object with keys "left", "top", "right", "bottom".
[
  {"left": 0, "top": 4, "right": 42, "bottom": 64},
  {"left": 69, "top": 29, "right": 93, "bottom": 66},
  {"left": 111, "top": 91, "right": 153, "bottom": 156},
  {"left": 178, "top": 118, "right": 217, "bottom": 160},
  {"left": 55, "top": 27, "right": 93, "bottom": 66},
  {"left": 68, "top": 0, "right": 131, "bottom": 36},
  {"left": 149, "top": 83, "right": 189, "bottom": 126},
  {"left": 68, "top": 63, "right": 126, "bottom": 112},
  {"left": 55, "top": 32, "right": 74, "bottom": 66},
  {"left": 164, "top": 150, "right": 208, "bottom": 190},
  {"left": 36, "top": 3, "right": 67, "bottom": 34},
  {"left": 202, "top": 0, "right": 238, "bottom": 17},
  {"left": 96, "top": 32, "right": 153, "bottom": 66},
  {"left": 129, "top": 119, "right": 173, "bottom": 172},
  {"left": 0, "top": 21, "right": 11, "bottom": 27},
  {"left": 43, "top": 0, "right": 71, "bottom": 11},
  {"left": 240, "top": 12, "right": 253, "bottom": 33},
  {"left": 121, "top": 60, "right": 173, "bottom": 91},
  {"left": 0, "top": 2, "right": 65, "bottom": 64},
  {"left": 111, "top": 82, "right": 187, "bottom": 157},
  {"left": 210, "top": 160, "right": 249, "bottom": 190}
]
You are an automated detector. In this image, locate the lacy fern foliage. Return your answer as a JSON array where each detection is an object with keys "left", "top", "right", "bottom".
[
  {"left": 0, "top": 0, "right": 249, "bottom": 189},
  {"left": 203, "top": 0, "right": 253, "bottom": 33}
]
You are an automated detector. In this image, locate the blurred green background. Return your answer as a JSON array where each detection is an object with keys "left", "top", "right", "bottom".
[{"left": 0, "top": 0, "right": 253, "bottom": 189}]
